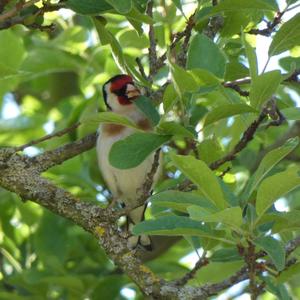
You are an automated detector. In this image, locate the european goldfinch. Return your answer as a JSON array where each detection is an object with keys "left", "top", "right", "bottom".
[{"left": 96, "top": 74, "right": 161, "bottom": 250}]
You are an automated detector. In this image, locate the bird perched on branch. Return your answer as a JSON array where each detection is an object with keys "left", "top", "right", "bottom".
[{"left": 97, "top": 74, "right": 161, "bottom": 250}]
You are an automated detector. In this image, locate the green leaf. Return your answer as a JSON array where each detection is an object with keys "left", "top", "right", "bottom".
[
  {"left": 93, "top": 18, "right": 126, "bottom": 71},
  {"left": 163, "top": 84, "right": 178, "bottom": 112},
  {"left": 125, "top": 7, "right": 153, "bottom": 25},
  {"left": 210, "top": 248, "right": 242, "bottom": 262},
  {"left": 171, "top": 155, "right": 227, "bottom": 209},
  {"left": 81, "top": 112, "right": 138, "bottom": 129},
  {"left": 157, "top": 121, "right": 195, "bottom": 138},
  {"left": 271, "top": 210, "right": 300, "bottom": 233},
  {"left": 187, "top": 34, "right": 226, "bottom": 78},
  {"left": 242, "top": 137, "right": 299, "bottom": 202},
  {"left": 204, "top": 104, "right": 256, "bottom": 127},
  {"left": 281, "top": 107, "right": 300, "bottom": 121},
  {"left": 133, "top": 215, "right": 212, "bottom": 236},
  {"left": 109, "top": 132, "right": 170, "bottom": 169},
  {"left": 66, "top": 0, "right": 112, "bottom": 14},
  {"left": 188, "top": 206, "right": 244, "bottom": 231},
  {"left": 250, "top": 70, "right": 281, "bottom": 109},
  {"left": 191, "top": 69, "right": 220, "bottom": 86},
  {"left": 105, "top": 0, "right": 132, "bottom": 14},
  {"left": 133, "top": 96, "right": 160, "bottom": 126},
  {"left": 170, "top": 63, "right": 198, "bottom": 97},
  {"left": 211, "top": 0, "right": 276, "bottom": 14},
  {"left": 242, "top": 33, "right": 258, "bottom": 79},
  {"left": 254, "top": 236, "right": 285, "bottom": 271},
  {"left": 20, "top": 48, "right": 82, "bottom": 76},
  {"left": 256, "top": 166, "right": 300, "bottom": 218},
  {"left": 276, "top": 262, "right": 300, "bottom": 283},
  {"left": 118, "top": 30, "right": 149, "bottom": 49},
  {"left": 150, "top": 191, "right": 217, "bottom": 213},
  {"left": 0, "top": 29, "right": 25, "bottom": 75},
  {"left": 269, "top": 13, "right": 300, "bottom": 56}
]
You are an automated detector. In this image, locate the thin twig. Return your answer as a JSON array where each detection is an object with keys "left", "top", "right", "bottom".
[
  {"left": 246, "top": 241, "right": 259, "bottom": 300},
  {"left": 0, "top": 0, "right": 39, "bottom": 22},
  {"left": 247, "top": 10, "right": 285, "bottom": 37},
  {"left": 146, "top": 0, "right": 157, "bottom": 79},
  {"left": 155, "top": 10, "right": 197, "bottom": 73},
  {"left": 177, "top": 11, "right": 196, "bottom": 67},
  {"left": 209, "top": 109, "right": 267, "bottom": 170},
  {"left": 223, "top": 82, "right": 250, "bottom": 97},
  {"left": 174, "top": 252, "right": 209, "bottom": 286},
  {"left": 136, "top": 57, "right": 148, "bottom": 80},
  {"left": 14, "top": 122, "right": 81, "bottom": 152}
]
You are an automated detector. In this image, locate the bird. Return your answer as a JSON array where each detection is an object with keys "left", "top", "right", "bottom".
[{"left": 96, "top": 74, "right": 161, "bottom": 250}]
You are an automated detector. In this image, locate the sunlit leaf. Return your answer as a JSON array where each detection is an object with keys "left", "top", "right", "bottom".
[
  {"left": 81, "top": 112, "right": 138, "bottom": 129},
  {"left": 256, "top": 166, "right": 300, "bottom": 218},
  {"left": 171, "top": 155, "right": 227, "bottom": 209},
  {"left": 250, "top": 70, "right": 281, "bottom": 109},
  {"left": 187, "top": 34, "right": 226, "bottom": 78},
  {"left": 242, "top": 137, "right": 299, "bottom": 202},
  {"left": 204, "top": 104, "right": 256, "bottom": 127},
  {"left": 269, "top": 13, "right": 300, "bottom": 56}
]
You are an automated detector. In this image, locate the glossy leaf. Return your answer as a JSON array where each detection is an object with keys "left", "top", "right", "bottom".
[
  {"left": 81, "top": 112, "right": 138, "bottom": 129},
  {"left": 157, "top": 121, "right": 195, "bottom": 138},
  {"left": 105, "top": 0, "right": 132, "bottom": 14},
  {"left": 66, "top": 0, "right": 112, "bottom": 14},
  {"left": 171, "top": 155, "right": 227, "bottom": 209},
  {"left": 150, "top": 191, "right": 217, "bottom": 212},
  {"left": 211, "top": 0, "right": 276, "bottom": 14},
  {"left": 242, "top": 33, "right": 258, "bottom": 79},
  {"left": 0, "top": 29, "right": 25, "bottom": 76},
  {"left": 133, "top": 215, "right": 213, "bottom": 236},
  {"left": 269, "top": 13, "right": 300, "bottom": 56},
  {"left": 133, "top": 96, "right": 160, "bottom": 126},
  {"left": 188, "top": 206, "right": 244, "bottom": 230},
  {"left": 187, "top": 34, "right": 226, "bottom": 78},
  {"left": 170, "top": 63, "right": 198, "bottom": 97},
  {"left": 210, "top": 248, "right": 242, "bottom": 262},
  {"left": 281, "top": 107, "right": 300, "bottom": 121},
  {"left": 256, "top": 166, "right": 300, "bottom": 217},
  {"left": 276, "top": 263, "right": 300, "bottom": 284},
  {"left": 250, "top": 70, "right": 281, "bottom": 109},
  {"left": 109, "top": 133, "right": 170, "bottom": 169},
  {"left": 204, "top": 104, "right": 256, "bottom": 127},
  {"left": 242, "top": 137, "right": 299, "bottom": 202},
  {"left": 254, "top": 236, "right": 285, "bottom": 271}
]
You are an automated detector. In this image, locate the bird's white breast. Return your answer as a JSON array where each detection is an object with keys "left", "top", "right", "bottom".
[{"left": 97, "top": 115, "right": 160, "bottom": 207}]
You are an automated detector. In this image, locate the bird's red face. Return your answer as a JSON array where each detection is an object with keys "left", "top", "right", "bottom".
[{"left": 103, "top": 75, "right": 141, "bottom": 111}]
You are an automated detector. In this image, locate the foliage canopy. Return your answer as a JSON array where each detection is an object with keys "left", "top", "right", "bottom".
[{"left": 0, "top": 0, "right": 300, "bottom": 299}]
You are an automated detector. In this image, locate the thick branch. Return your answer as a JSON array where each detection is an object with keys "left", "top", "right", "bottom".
[
  {"left": 32, "top": 132, "right": 97, "bottom": 172},
  {"left": 1, "top": 130, "right": 300, "bottom": 299}
]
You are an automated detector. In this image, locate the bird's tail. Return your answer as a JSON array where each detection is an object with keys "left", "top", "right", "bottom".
[{"left": 127, "top": 204, "right": 152, "bottom": 251}]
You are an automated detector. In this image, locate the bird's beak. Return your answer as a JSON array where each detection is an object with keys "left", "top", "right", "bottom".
[{"left": 126, "top": 84, "right": 140, "bottom": 100}]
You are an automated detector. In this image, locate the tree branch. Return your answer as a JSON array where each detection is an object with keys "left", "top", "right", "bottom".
[
  {"left": 0, "top": 0, "right": 39, "bottom": 23},
  {"left": 247, "top": 10, "right": 285, "bottom": 37},
  {"left": 146, "top": 0, "right": 157, "bottom": 80},
  {"left": 15, "top": 122, "right": 81, "bottom": 152},
  {"left": 31, "top": 132, "right": 97, "bottom": 172},
  {"left": 1, "top": 128, "right": 300, "bottom": 299}
]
